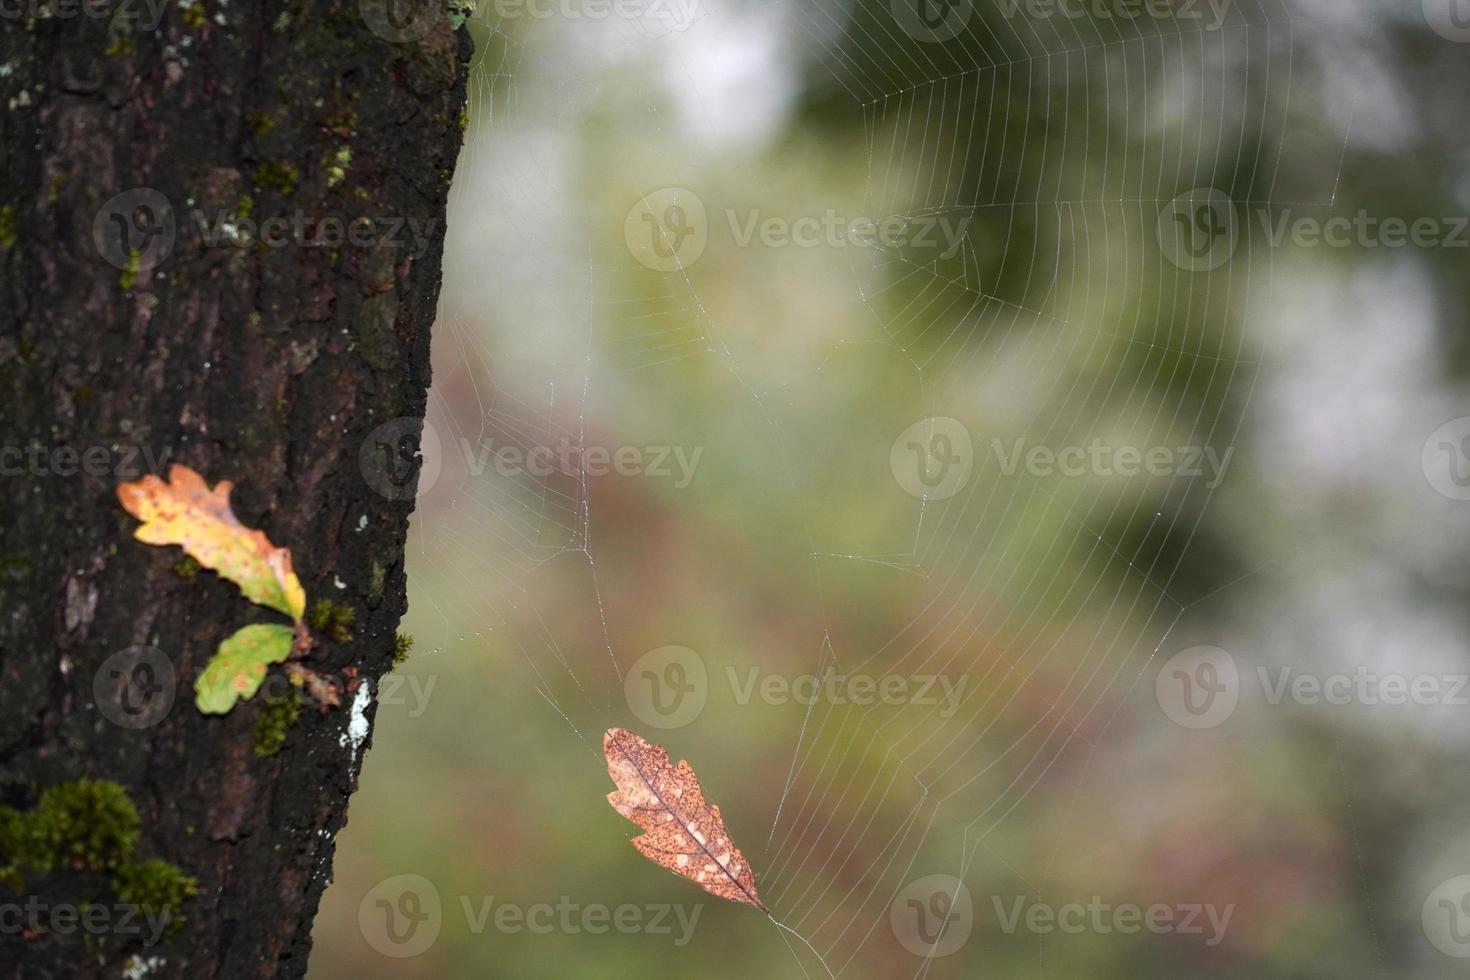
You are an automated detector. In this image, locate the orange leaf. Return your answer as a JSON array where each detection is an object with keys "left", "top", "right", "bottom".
[
  {"left": 117, "top": 464, "right": 306, "bottom": 622},
  {"left": 603, "top": 728, "right": 766, "bottom": 911}
]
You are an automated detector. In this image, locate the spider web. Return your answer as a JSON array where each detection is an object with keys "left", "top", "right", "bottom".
[{"left": 395, "top": 0, "right": 1364, "bottom": 975}]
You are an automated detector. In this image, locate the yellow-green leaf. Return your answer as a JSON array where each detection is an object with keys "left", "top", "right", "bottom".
[
  {"left": 196, "top": 623, "right": 295, "bottom": 714},
  {"left": 117, "top": 465, "right": 306, "bottom": 622}
]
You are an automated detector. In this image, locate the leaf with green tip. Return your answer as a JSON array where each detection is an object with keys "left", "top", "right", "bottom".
[
  {"left": 117, "top": 465, "right": 307, "bottom": 622},
  {"left": 196, "top": 623, "right": 295, "bottom": 714}
]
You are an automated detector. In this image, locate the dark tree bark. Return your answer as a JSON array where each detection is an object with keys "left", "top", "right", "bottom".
[{"left": 0, "top": 2, "right": 470, "bottom": 976}]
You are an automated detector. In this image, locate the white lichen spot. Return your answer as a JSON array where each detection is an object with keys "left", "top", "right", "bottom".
[
  {"left": 356, "top": 515, "right": 368, "bottom": 531},
  {"left": 339, "top": 682, "right": 372, "bottom": 762},
  {"left": 333, "top": 575, "right": 346, "bottom": 589},
  {"left": 122, "top": 956, "right": 166, "bottom": 980}
]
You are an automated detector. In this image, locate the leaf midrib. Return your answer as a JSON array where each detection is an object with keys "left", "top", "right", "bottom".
[{"left": 617, "top": 745, "right": 765, "bottom": 911}]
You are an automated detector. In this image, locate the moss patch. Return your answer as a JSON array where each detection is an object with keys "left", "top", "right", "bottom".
[
  {"left": 0, "top": 554, "right": 33, "bottom": 585},
  {"left": 252, "top": 160, "right": 300, "bottom": 197},
  {"left": 114, "top": 859, "right": 198, "bottom": 934},
  {"left": 308, "top": 598, "right": 355, "bottom": 644},
  {"left": 392, "top": 632, "right": 414, "bottom": 669},
  {"left": 246, "top": 111, "right": 277, "bottom": 136},
  {"left": 0, "top": 779, "right": 197, "bottom": 938},
  {"left": 325, "top": 146, "right": 352, "bottom": 189},
  {"left": 15, "top": 778, "right": 140, "bottom": 874},
  {"left": 252, "top": 688, "right": 302, "bottom": 758},
  {"left": 0, "top": 204, "right": 15, "bottom": 249},
  {"left": 118, "top": 250, "right": 143, "bottom": 291}
]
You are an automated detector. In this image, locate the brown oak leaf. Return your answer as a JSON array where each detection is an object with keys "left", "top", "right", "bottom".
[{"left": 603, "top": 728, "right": 766, "bottom": 911}]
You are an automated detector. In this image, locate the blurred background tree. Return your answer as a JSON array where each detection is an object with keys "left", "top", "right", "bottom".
[{"left": 314, "top": 1, "right": 1470, "bottom": 977}]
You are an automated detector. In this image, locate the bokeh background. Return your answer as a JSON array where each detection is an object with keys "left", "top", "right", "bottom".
[{"left": 312, "top": 0, "right": 1470, "bottom": 976}]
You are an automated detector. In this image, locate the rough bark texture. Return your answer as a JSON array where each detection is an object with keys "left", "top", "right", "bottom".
[{"left": 0, "top": 2, "right": 470, "bottom": 976}]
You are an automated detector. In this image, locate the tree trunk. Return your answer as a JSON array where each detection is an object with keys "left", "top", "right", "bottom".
[{"left": 0, "top": 3, "right": 470, "bottom": 975}]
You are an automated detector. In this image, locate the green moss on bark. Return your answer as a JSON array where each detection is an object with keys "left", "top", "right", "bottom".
[{"left": 0, "top": 780, "right": 197, "bottom": 936}]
